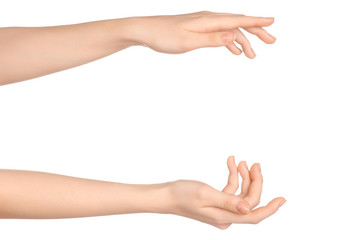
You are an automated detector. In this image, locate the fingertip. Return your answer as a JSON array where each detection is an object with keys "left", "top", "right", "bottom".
[
  {"left": 278, "top": 198, "right": 287, "bottom": 208},
  {"left": 235, "top": 49, "right": 242, "bottom": 55},
  {"left": 227, "top": 156, "right": 235, "bottom": 166},
  {"left": 263, "top": 17, "right": 275, "bottom": 25},
  {"left": 250, "top": 163, "right": 259, "bottom": 171},
  {"left": 237, "top": 161, "right": 249, "bottom": 178},
  {"left": 248, "top": 163, "right": 262, "bottom": 181},
  {"left": 264, "top": 34, "right": 277, "bottom": 44},
  {"left": 240, "top": 161, "right": 248, "bottom": 170},
  {"left": 226, "top": 156, "right": 238, "bottom": 174},
  {"left": 248, "top": 48, "right": 256, "bottom": 59},
  {"left": 267, "top": 197, "right": 285, "bottom": 208}
]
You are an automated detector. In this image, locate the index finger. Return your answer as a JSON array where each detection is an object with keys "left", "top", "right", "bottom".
[{"left": 192, "top": 15, "right": 274, "bottom": 32}]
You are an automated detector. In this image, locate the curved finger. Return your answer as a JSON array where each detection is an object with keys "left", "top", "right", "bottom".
[
  {"left": 243, "top": 163, "right": 263, "bottom": 209},
  {"left": 205, "top": 187, "right": 250, "bottom": 214},
  {"left": 233, "top": 28, "right": 256, "bottom": 59},
  {"left": 241, "top": 197, "right": 286, "bottom": 224},
  {"left": 222, "top": 156, "right": 240, "bottom": 194},
  {"left": 237, "top": 161, "right": 251, "bottom": 198},
  {"left": 243, "top": 27, "right": 276, "bottom": 44},
  {"left": 225, "top": 43, "right": 242, "bottom": 55},
  {"left": 184, "top": 31, "right": 235, "bottom": 50}
]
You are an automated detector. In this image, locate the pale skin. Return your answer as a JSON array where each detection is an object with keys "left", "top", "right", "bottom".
[
  {"left": 0, "top": 12, "right": 284, "bottom": 228},
  {"left": 0, "top": 156, "right": 286, "bottom": 229},
  {"left": 0, "top": 11, "right": 276, "bottom": 85}
]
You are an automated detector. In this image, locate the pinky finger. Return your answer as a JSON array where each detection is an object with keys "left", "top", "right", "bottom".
[{"left": 226, "top": 43, "right": 242, "bottom": 55}]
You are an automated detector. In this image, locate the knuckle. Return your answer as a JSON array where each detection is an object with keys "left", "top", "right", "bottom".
[
  {"left": 228, "top": 180, "right": 239, "bottom": 189},
  {"left": 199, "top": 10, "right": 212, "bottom": 15},
  {"left": 224, "top": 197, "right": 234, "bottom": 210}
]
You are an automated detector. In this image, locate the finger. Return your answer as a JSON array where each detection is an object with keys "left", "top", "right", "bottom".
[
  {"left": 219, "top": 197, "right": 286, "bottom": 224},
  {"left": 185, "top": 31, "right": 235, "bottom": 50},
  {"left": 243, "top": 163, "right": 263, "bottom": 209},
  {"left": 195, "top": 11, "right": 234, "bottom": 16},
  {"left": 233, "top": 28, "right": 256, "bottom": 59},
  {"left": 222, "top": 156, "right": 239, "bottom": 194},
  {"left": 245, "top": 197, "right": 286, "bottom": 224},
  {"left": 225, "top": 43, "right": 242, "bottom": 55},
  {"left": 206, "top": 188, "right": 250, "bottom": 214},
  {"left": 243, "top": 27, "right": 276, "bottom": 44},
  {"left": 203, "top": 197, "right": 285, "bottom": 225},
  {"left": 237, "top": 161, "right": 251, "bottom": 198},
  {"left": 193, "top": 16, "right": 274, "bottom": 32}
]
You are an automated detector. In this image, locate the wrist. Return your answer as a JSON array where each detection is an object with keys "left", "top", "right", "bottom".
[
  {"left": 135, "top": 181, "right": 175, "bottom": 214},
  {"left": 111, "top": 17, "right": 145, "bottom": 48}
]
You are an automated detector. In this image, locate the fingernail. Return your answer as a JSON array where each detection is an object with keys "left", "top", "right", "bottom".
[
  {"left": 237, "top": 201, "right": 250, "bottom": 214},
  {"left": 258, "top": 163, "right": 261, "bottom": 172},
  {"left": 264, "top": 17, "right": 274, "bottom": 20},
  {"left": 250, "top": 48, "right": 256, "bottom": 58},
  {"left": 221, "top": 33, "right": 234, "bottom": 43},
  {"left": 279, "top": 199, "right": 287, "bottom": 208},
  {"left": 268, "top": 33, "right": 276, "bottom": 39}
]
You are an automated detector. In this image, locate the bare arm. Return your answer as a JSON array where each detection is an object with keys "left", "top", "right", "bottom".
[
  {"left": 0, "top": 19, "right": 137, "bottom": 84},
  {"left": 0, "top": 11, "right": 276, "bottom": 85},
  {"left": 0, "top": 169, "right": 171, "bottom": 218},
  {"left": 0, "top": 156, "right": 285, "bottom": 229}
]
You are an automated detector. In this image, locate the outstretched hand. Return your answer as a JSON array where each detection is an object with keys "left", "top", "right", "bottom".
[
  {"left": 168, "top": 156, "right": 286, "bottom": 229},
  {"left": 0, "top": 11, "right": 276, "bottom": 84},
  {"left": 128, "top": 11, "right": 276, "bottom": 58}
]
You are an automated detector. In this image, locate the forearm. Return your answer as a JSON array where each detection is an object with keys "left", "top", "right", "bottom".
[
  {"left": 0, "top": 18, "right": 140, "bottom": 85},
  {"left": 0, "top": 169, "right": 172, "bottom": 219}
]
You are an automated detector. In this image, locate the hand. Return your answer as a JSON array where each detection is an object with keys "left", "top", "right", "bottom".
[
  {"left": 127, "top": 11, "right": 276, "bottom": 58},
  {"left": 168, "top": 156, "right": 286, "bottom": 229}
]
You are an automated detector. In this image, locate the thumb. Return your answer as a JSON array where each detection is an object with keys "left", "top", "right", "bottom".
[
  {"left": 187, "top": 31, "right": 235, "bottom": 49},
  {"left": 208, "top": 189, "right": 251, "bottom": 214}
]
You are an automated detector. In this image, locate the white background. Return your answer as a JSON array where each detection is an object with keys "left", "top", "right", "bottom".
[{"left": 1, "top": 0, "right": 361, "bottom": 239}]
